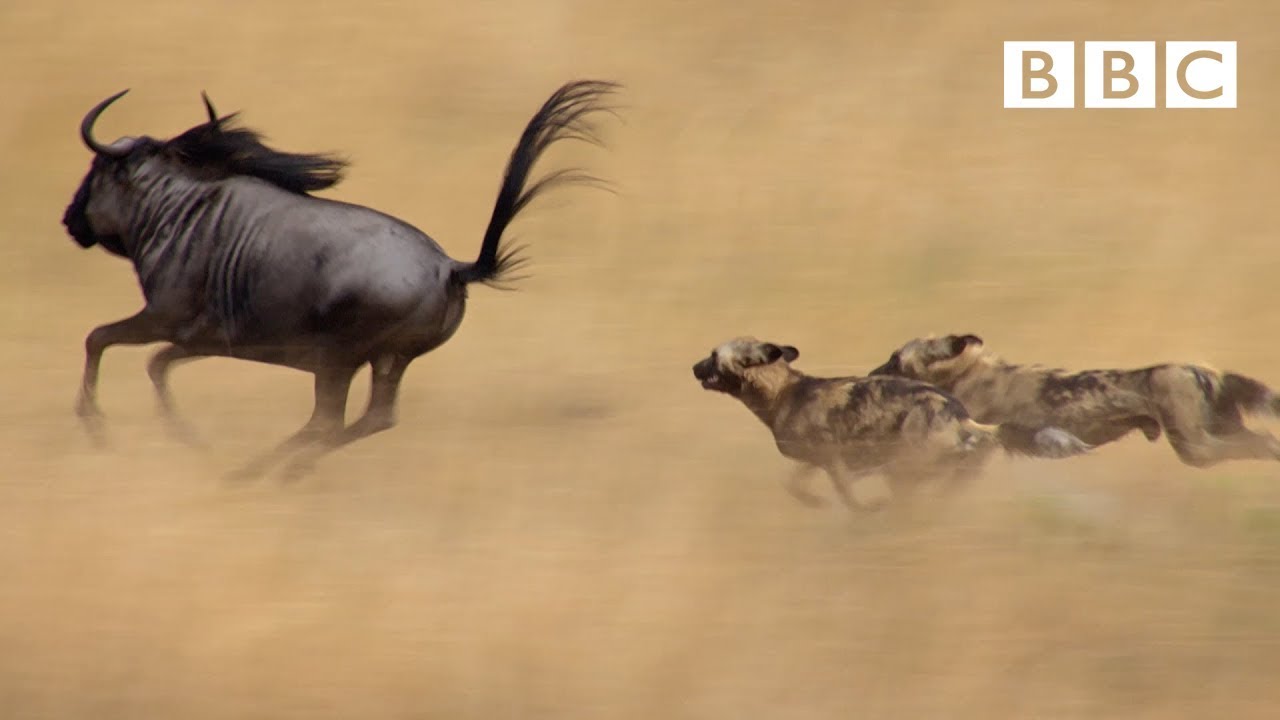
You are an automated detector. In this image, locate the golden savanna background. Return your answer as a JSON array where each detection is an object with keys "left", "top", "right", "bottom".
[{"left": 3, "top": 1, "right": 1279, "bottom": 717}]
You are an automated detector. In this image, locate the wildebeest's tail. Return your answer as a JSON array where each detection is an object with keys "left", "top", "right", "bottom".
[
  {"left": 453, "top": 80, "right": 619, "bottom": 288},
  {"left": 1222, "top": 372, "right": 1280, "bottom": 417},
  {"left": 972, "top": 420, "right": 1093, "bottom": 459}
]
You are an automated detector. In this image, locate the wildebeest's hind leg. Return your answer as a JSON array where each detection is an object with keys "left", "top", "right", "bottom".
[
  {"left": 76, "top": 309, "right": 169, "bottom": 444},
  {"left": 226, "top": 364, "right": 358, "bottom": 482},
  {"left": 146, "top": 344, "right": 207, "bottom": 446},
  {"left": 281, "top": 354, "right": 411, "bottom": 479}
]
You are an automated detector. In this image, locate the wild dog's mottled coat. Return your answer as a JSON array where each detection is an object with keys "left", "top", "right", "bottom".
[
  {"left": 692, "top": 337, "right": 1090, "bottom": 510},
  {"left": 870, "top": 334, "right": 1280, "bottom": 467}
]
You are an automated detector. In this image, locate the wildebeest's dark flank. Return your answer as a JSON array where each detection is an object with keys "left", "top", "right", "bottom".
[{"left": 63, "top": 80, "right": 619, "bottom": 478}]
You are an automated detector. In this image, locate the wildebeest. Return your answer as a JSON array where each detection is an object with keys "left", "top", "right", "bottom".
[
  {"left": 63, "top": 80, "right": 618, "bottom": 478},
  {"left": 869, "top": 333, "right": 1280, "bottom": 467},
  {"left": 692, "top": 337, "right": 1091, "bottom": 511}
]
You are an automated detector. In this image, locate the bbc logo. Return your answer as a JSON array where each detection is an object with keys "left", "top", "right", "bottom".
[{"left": 1004, "top": 41, "right": 1237, "bottom": 109}]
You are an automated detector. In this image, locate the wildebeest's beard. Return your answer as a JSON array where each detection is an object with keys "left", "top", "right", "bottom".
[
  {"left": 692, "top": 355, "right": 744, "bottom": 395},
  {"left": 62, "top": 169, "right": 97, "bottom": 249},
  {"left": 62, "top": 162, "right": 128, "bottom": 257}
]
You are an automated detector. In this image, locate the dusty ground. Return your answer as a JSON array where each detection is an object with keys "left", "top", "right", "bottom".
[{"left": 3, "top": 0, "right": 1280, "bottom": 717}]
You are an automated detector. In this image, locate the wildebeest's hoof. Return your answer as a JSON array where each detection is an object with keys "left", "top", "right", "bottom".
[
  {"left": 279, "top": 456, "right": 317, "bottom": 483},
  {"left": 223, "top": 463, "right": 266, "bottom": 484},
  {"left": 164, "top": 419, "right": 206, "bottom": 449},
  {"left": 76, "top": 410, "right": 109, "bottom": 449},
  {"left": 857, "top": 497, "right": 890, "bottom": 513}
]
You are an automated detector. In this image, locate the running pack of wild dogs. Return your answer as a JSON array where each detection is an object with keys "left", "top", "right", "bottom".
[
  {"left": 693, "top": 335, "right": 1280, "bottom": 511},
  {"left": 61, "top": 79, "right": 1280, "bottom": 500}
]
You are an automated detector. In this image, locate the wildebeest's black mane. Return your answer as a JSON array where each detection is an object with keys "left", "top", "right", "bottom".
[{"left": 164, "top": 114, "right": 348, "bottom": 195}]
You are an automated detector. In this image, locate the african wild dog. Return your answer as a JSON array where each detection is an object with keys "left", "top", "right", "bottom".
[
  {"left": 692, "top": 337, "right": 1092, "bottom": 511},
  {"left": 869, "top": 334, "right": 1280, "bottom": 468}
]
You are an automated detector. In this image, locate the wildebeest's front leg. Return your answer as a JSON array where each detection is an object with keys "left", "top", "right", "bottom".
[
  {"left": 146, "top": 344, "right": 207, "bottom": 446},
  {"left": 76, "top": 309, "right": 169, "bottom": 442},
  {"left": 227, "top": 364, "right": 358, "bottom": 481},
  {"left": 281, "top": 354, "right": 411, "bottom": 479}
]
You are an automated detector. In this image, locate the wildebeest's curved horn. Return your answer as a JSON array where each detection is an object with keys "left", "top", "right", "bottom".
[
  {"left": 201, "top": 90, "right": 218, "bottom": 124},
  {"left": 80, "top": 89, "right": 133, "bottom": 157}
]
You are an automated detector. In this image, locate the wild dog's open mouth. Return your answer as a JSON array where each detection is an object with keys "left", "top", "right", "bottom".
[
  {"left": 694, "top": 366, "right": 721, "bottom": 390},
  {"left": 693, "top": 358, "right": 734, "bottom": 393},
  {"left": 697, "top": 372, "right": 737, "bottom": 394}
]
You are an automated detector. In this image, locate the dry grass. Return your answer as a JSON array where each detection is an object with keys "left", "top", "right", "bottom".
[{"left": 3, "top": 0, "right": 1280, "bottom": 717}]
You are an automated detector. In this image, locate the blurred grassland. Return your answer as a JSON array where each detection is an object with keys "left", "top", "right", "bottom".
[{"left": 2, "top": 0, "right": 1280, "bottom": 718}]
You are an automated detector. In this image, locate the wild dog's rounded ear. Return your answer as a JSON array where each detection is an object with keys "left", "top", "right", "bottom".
[
  {"left": 762, "top": 344, "right": 800, "bottom": 364},
  {"left": 950, "top": 334, "right": 983, "bottom": 355}
]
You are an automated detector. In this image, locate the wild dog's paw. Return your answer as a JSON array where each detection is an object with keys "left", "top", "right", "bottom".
[{"left": 785, "top": 487, "right": 827, "bottom": 508}]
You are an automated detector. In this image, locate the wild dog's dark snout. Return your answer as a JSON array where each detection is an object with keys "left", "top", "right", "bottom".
[{"left": 693, "top": 358, "right": 714, "bottom": 380}]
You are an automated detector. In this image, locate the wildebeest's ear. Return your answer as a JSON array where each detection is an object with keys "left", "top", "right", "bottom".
[
  {"left": 762, "top": 343, "right": 800, "bottom": 364},
  {"left": 950, "top": 334, "right": 983, "bottom": 356}
]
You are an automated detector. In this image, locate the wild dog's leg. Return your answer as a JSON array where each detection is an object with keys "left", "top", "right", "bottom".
[
  {"left": 1135, "top": 416, "right": 1163, "bottom": 442},
  {"left": 1077, "top": 415, "right": 1162, "bottom": 445},
  {"left": 146, "top": 344, "right": 207, "bottom": 446},
  {"left": 1205, "top": 429, "right": 1280, "bottom": 464},
  {"left": 883, "top": 472, "right": 920, "bottom": 506},
  {"left": 1232, "top": 430, "right": 1280, "bottom": 462},
  {"left": 944, "top": 432, "right": 999, "bottom": 497},
  {"left": 76, "top": 309, "right": 168, "bottom": 441},
  {"left": 883, "top": 456, "right": 968, "bottom": 507},
  {"left": 827, "top": 465, "right": 887, "bottom": 513},
  {"left": 782, "top": 464, "right": 825, "bottom": 508},
  {"left": 1150, "top": 371, "right": 1255, "bottom": 467},
  {"left": 1155, "top": 397, "right": 1276, "bottom": 467},
  {"left": 940, "top": 451, "right": 988, "bottom": 498},
  {"left": 1205, "top": 383, "right": 1280, "bottom": 462},
  {"left": 1164, "top": 429, "right": 1280, "bottom": 467},
  {"left": 1164, "top": 429, "right": 1219, "bottom": 467},
  {"left": 281, "top": 354, "right": 411, "bottom": 479},
  {"left": 1158, "top": 417, "right": 1278, "bottom": 467},
  {"left": 227, "top": 364, "right": 357, "bottom": 481}
]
